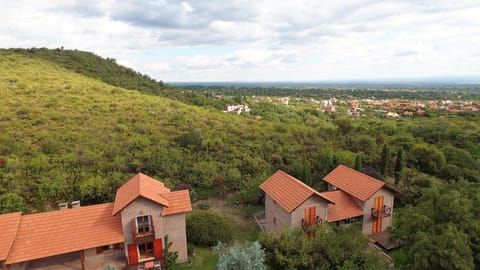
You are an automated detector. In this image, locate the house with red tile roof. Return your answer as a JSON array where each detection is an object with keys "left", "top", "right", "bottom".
[
  {"left": 259, "top": 171, "right": 334, "bottom": 233},
  {"left": 0, "top": 173, "right": 191, "bottom": 270},
  {"left": 323, "top": 165, "right": 397, "bottom": 234},
  {"left": 260, "top": 165, "right": 397, "bottom": 235}
]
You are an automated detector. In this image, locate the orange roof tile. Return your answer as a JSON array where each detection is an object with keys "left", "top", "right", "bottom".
[
  {"left": 321, "top": 190, "right": 364, "bottom": 222},
  {"left": 0, "top": 212, "right": 22, "bottom": 261},
  {"left": 323, "top": 165, "right": 385, "bottom": 201},
  {"left": 161, "top": 190, "right": 193, "bottom": 216},
  {"left": 6, "top": 203, "right": 123, "bottom": 264},
  {"left": 113, "top": 173, "right": 171, "bottom": 215},
  {"left": 260, "top": 170, "right": 333, "bottom": 213}
]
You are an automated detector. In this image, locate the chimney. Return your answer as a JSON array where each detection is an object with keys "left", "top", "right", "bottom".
[
  {"left": 58, "top": 202, "right": 68, "bottom": 210},
  {"left": 71, "top": 200, "right": 81, "bottom": 208}
]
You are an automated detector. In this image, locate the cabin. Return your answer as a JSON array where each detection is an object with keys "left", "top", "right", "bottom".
[
  {"left": 259, "top": 171, "right": 334, "bottom": 233},
  {"left": 0, "top": 173, "right": 192, "bottom": 270},
  {"left": 260, "top": 165, "right": 397, "bottom": 235}
]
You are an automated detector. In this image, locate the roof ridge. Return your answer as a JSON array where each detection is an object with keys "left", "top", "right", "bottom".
[{"left": 3, "top": 212, "right": 22, "bottom": 262}]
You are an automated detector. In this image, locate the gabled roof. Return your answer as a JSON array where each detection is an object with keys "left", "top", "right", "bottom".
[
  {"left": 161, "top": 190, "right": 193, "bottom": 216},
  {"left": 112, "top": 173, "right": 192, "bottom": 216},
  {"left": 323, "top": 165, "right": 387, "bottom": 202},
  {"left": 5, "top": 203, "right": 123, "bottom": 264},
  {"left": 0, "top": 212, "right": 22, "bottom": 261},
  {"left": 321, "top": 190, "right": 364, "bottom": 222},
  {"left": 260, "top": 170, "right": 333, "bottom": 213},
  {"left": 112, "top": 173, "right": 171, "bottom": 215}
]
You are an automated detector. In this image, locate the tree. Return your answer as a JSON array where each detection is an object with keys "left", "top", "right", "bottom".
[
  {"left": 354, "top": 155, "right": 362, "bottom": 171},
  {"left": 213, "top": 241, "right": 266, "bottom": 270},
  {"left": 186, "top": 211, "right": 232, "bottom": 247},
  {"left": 407, "top": 143, "right": 446, "bottom": 175},
  {"left": 393, "top": 182, "right": 478, "bottom": 269},
  {"left": 260, "top": 225, "right": 387, "bottom": 270},
  {"left": 0, "top": 192, "right": 28, "bottom": 213},
  {"left": 394, "top": 148, "right": 404, "bottom": 184},
  {"left": 380, "top": 145, "right": 390, "bottom": 177}
]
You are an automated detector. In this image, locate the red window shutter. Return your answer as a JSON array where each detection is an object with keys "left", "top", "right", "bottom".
[
  {"left": 96, "top": 246, "right": 103, "bottom": 254},
  {"left": 127, "top": 244, "right": 139, "bottom": 265},
  {"left": 154, "top": 238, "right": 163, "bottom": 259}
]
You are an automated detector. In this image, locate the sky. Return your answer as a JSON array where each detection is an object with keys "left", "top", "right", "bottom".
[{"left": 1, "top": 0, "right": 480, "bottom": 82}]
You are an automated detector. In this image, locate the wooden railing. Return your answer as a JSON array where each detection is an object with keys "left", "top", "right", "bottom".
[
  {"left": 133, "top": 223, "right": 155, "bottom": 241},
  {"left": 371, "top": 205, "right": 392, "bottom": 218}
]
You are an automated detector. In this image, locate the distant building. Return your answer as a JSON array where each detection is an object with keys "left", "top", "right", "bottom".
[
  {"left": 321, "top": 105, "right": 336, "bottom": 113},
  {"left": 226, "top": 105, "right": 251, "bottom": 114}
]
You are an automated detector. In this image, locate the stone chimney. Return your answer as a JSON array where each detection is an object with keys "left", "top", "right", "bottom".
[
  {"left": 58, "top": 202, "right": 68, "bottom": 210},
  {"left": 71, "top": 200, "right": 81, "bottom": 208}
]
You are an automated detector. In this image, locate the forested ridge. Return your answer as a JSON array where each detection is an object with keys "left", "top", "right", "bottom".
[{"left": 0, "top": 49, "right": 479, "bottom": 269}]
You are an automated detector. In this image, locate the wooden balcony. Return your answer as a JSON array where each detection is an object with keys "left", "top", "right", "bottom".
[
  {"left": 371, "top": 205, "right": 392, "bottom": 218},
  {"left": 133, "top": 224, "right": 155, "bottom": 243}
]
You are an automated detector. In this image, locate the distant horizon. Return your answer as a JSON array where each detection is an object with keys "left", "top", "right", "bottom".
[{"left": 168, "top": 75, "right": 480, "bottom": 86}]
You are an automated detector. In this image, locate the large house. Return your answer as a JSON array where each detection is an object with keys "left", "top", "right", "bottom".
[
  {"left": 0, "top": 173, "right": 191, "bottom": 270},
  {"left": 260, "top": 165, "right": 397, "bottom": 235}
]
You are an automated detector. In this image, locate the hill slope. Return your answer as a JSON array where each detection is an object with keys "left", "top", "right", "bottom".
[
  {"left": 5, "top": 48, "right": 181, "bottom": 98},
  {"left": 0, "top": 50, "right": 479, "bottom": 214},
  {"left": 0, "top": 50, "right": 297, "bottom": 211}
]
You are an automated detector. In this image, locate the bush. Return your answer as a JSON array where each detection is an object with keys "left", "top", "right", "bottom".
[
  {"left": 213, "top": 241, "right": 266, "bottom": 270},
  {"left": 197, "top": 200, "right": 211, "bottom": 210},
  {"left": 186, "top": 211, "right": 232, "bottom": 247}
]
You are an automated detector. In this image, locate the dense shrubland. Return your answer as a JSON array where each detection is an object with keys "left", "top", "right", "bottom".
[{"left": 0, "top": 49, "right": 479, "bottom": 268}]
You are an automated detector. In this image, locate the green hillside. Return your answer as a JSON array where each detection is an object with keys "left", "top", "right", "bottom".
[
  {"left": 5, "top": 48, "right": 180, "bottom": 98},
  {"left": 0, "top": 50, "right": 291, "bottom": 210},
  {"left": 0, "top": 49, "right": 479, "bottom": 215}
]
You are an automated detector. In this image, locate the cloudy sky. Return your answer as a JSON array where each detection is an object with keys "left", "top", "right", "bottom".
[{"left": 1, "top": 0, "right": 480, "bottom": 82}]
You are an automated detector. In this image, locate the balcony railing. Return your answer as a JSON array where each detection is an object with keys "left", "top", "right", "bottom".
[
  {"left": 371, "top": 205, "right": 392, "bottom": 218},
  {"left": 133, "top": 224, "right": 155, "bottom": 241},
  {"left": 301, "top": 216, "right": 322, "bottom": 229}
]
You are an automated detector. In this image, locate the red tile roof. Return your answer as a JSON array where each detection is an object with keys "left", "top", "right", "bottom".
[
  {"left": 323, "top": 165, "right": 386, "bottom": 201},
  {"left": 321, "top": 190, "right": 364, "bottom": 222},
  {"left": 0, "top": 212, "right": 22, "bottom": 261},
  {"left": 113, "top": 173, "right": 171, "bottom": 215},
  {"left": 113, "top": 173, "right": 192, "bottom": 216},
  {"left": 5, "top": 203, "right": 123, "bottom": 264},
  {"left": 161, "top": 190, "right": 192, "bottom": 216},
  {"left": 260, "top": 170, "right": 333, "bottom": 213}
]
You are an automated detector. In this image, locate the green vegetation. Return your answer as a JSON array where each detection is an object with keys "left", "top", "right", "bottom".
[
  {"left": 7, "top": 48, "right": 178, "bottom": 98},
  {"left": 186, "top": 211, "right": 232, "bottom": 247},
  {"left": 213, "top": 241, "right": 266, "bottom": 270},
  {"left": 393, "top": 180, "right": 479, "bottom": 270},
  {"left": 260, "top": 225, "right": 388, "bottom": 270},
  {"left": 0, "top": 48, "right": 479, "bottom": 268}
]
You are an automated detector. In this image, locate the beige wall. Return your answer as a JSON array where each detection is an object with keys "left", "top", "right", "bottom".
[
  {"left": 163, "top": 213, "right": 188, "bottom": 263},
  {"left": 120, "top": 197, "right": 188, "bottom": 263},
  {"left": 264, "top": 194, "right": 329, "bottom": 233},
  {"left": 264, "top": 195, "right": 291, "bottom": 233},
  {"left": 290, "top": 196, "right": 328, "bottom": 228},
  {"left": 360, "top": 188, "right": 395, "bottom": 234}
]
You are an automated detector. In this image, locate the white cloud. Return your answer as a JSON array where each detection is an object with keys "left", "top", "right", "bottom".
[{"left": 0, "top": 0, "right": 479, "bottom": 81}]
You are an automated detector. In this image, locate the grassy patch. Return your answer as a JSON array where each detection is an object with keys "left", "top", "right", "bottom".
[
  {"left": 170, "top": 247, "right": 218, "bottom": 270},
  {"left": 174, "top": 200, "right": 263, "bottom": 269},
  {"left": 388, "top": 247, "right": 407, "bottom": 267}
]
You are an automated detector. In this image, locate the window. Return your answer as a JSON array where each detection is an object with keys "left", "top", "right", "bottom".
[
  {"left": 273, "top": 217, "right": 276, "bottom": 225},
  {"left": 136, "top": 215, "right": 151, "bottom": 234},
  {"left": 138, "top": 242, "right": 154, "bottom": 259}
]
